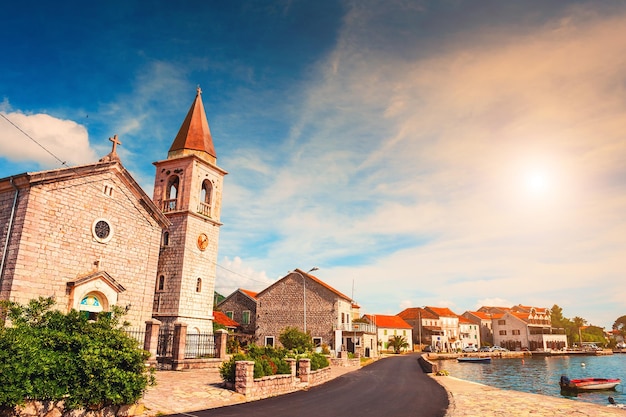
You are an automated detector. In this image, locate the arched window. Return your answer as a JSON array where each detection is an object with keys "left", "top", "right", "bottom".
[
  {"left": 198, "top": 180, "right": 212, "bottom": 217},
  {"left": 79, "top": 293, "right": 108, "bottom": 321},
  {"left": 196, "top": 278, "right": 202, "bottom": 293},
  {"left": 164, "top": 176, "right": 179, "bottom": 212},
  {"left": 157, "top": 275, "right": 165, "bottom": 292},
  {"left": 162, "top": 231, "right": 169, "bottom": 246}
]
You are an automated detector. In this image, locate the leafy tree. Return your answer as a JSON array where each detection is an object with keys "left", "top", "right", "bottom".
[
  {"left": 387, "top": 335, "right": 409, "bottom": 354},
  {"left": 279, "top": 326, "right": 313, "bottom": 353},
  {"left": 613, "top": 315, "right": 626, "bottom": 337},
  {"left": 0, "top": 297, "right": 154, "bottom": 409},
  {"left": 550, "top": 304, "right": 571, "bottom": 329}
]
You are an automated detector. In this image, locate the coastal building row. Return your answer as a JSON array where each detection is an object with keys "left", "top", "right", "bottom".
[{"left": 218, "top": 270, "right": 569, "bottom": 355}]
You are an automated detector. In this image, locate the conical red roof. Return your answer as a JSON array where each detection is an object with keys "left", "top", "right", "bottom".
[{"left": 168, "top": 87, "right": 216, "bottom": 159}]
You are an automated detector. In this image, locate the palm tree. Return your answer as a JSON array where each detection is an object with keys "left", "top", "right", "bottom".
[
  {"left": 387, "top": 335, "right": 409, "bottom": 354},
  {"left": 572, "top": 316, "right": 587, "bottom": 346}
]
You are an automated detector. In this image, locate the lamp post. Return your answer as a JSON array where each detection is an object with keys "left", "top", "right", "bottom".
[
  {"left": 292, "top": 267, "right": 319, "bottom": 333},
  {"left": 418, "top": 308, "right": 422, "bottom": 352}
]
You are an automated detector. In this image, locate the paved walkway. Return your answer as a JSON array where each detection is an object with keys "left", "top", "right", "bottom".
[
  {"left": 435, "top": 375, "right": 626, "bottom": 417},
  {"left": 139, "top": 365, "right": 360, "bottom": 416},
  {"left": 139, "top": 363, "right": 626, "bottom": 417}
]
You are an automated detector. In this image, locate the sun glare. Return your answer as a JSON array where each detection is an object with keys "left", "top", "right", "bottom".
[{"left": 525, "top": 171, "right": 550, "bottom": 194}]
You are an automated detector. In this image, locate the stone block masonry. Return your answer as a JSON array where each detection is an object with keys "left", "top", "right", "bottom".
[{"left": 233, "top": 358, "right": 332, "bottom": 399}]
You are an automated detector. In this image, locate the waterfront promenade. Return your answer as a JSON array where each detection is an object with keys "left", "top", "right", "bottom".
[
  {"left": 436, "top": 375, "right": 625, "bottom": 417},
  {"left": 139, "top": 359, "right": 625, "bottom": 417}
]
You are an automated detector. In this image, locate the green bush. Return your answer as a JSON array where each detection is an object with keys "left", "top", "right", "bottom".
[
  {"left": 219, "top": 344, "right": 292, "bottom": 382},
  {"left": 278, "top": 327, "right": 313, "bottom": 353},
  {"left": 0, "top": 297, "right": 154, "bottom": 409},
  {"left": 309, "top": 352, "right": 329, "bottom": 371}
]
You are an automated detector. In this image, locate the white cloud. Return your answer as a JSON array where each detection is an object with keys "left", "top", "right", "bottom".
[
  {"left": 214, "top": 256, "right": 274, "bottom": 297},
  {"left": 0, "top": 111, "right": 96, "bottom": 169},
  {"left": 221, "top": 4, "right": 626, "bottom": 328}
]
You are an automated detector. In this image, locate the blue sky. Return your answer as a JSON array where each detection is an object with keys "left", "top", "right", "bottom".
[{"left": 2, "top": 0, "right": 626, "bottom": 330}]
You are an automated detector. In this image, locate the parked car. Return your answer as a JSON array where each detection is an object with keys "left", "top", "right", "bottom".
[
  {"left": 423, "top": 345, "right": 433, "bottom": 352},
  {"left": 492, "top": 346, "right": 508, "bottom": 352},
  {"left": 479, "top": 346, "right": 493, "bottom": 352},
  {"left": 462, "top": 346, "right": 478, "bottom": 353}
]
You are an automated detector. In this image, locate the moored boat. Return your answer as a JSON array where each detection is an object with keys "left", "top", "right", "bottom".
[
  {"left": 559, "top": 375, "right": 621, "bottom": 391},
  {"left": 458, "top": 357, "right": 491, "bottom": 363}
]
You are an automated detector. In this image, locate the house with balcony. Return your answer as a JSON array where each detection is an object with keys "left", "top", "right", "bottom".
[
  {"left": 255, "top": 269, "right": 370, "bottom": 355},
  {"left": 462, "top": 310, "right": 495, "bottom": 346},
  {"left": 425, "top": 306, "right": 461, "bottom": 352},
  {"left": 492, "top": 306, "right": 567, "bottom": 351},
  {"left": 458, "top": 315, "right": 481, "bottom": 349},
  {"left": 363, "top": 314, "right": 413, "bottom": 353}
]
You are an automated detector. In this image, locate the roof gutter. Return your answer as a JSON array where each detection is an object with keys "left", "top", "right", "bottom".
[{"left": 0, "top": 177, "right": 19, "bottom": 287}]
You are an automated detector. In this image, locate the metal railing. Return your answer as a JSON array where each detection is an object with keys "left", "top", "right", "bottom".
[
  {"left": 336, "top": 323, "right": 377, "bottom": 334},
  {"left": 185, "top": 333, "right": 217, "bottom": 359},
  {"left": 124, "top": 328, "right": 146, "bottom": 348}
]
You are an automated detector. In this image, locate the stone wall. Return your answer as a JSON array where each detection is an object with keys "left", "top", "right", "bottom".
[
  {"left": 217, "top": 290, "right": 257, "bottom": 335},
  {"left": 233, "top": 358, "right": 332, "bottom": 399},
  {"left": 0, "top": 401, "right": 145, "bottom": 417}
]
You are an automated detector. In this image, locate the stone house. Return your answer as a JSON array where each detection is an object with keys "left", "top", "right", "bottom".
[
  {"left": 458, "top": 315, "right": 481, "bottom": 349},
  {"left": 216, "top": 288, "right": 258, "bottom": 335},
  {"left": 425, "top": 306, "right": 461, "bottom": 352},
  {"left": 397, "top": 307, "right": 439, "bottom": 349},
  {"left": 362, "top": 314, "right": 413, "bottom": 352},
  {"left": 255, "top": 269, "right": 354, "bottom": 353},
  {"left": 462, "top": 310, "right": 494, "bottom": 346}
]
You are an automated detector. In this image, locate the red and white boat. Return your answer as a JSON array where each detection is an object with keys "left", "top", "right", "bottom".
[{"left": 560, "top": 376, "right": 621, "bottom": 391}]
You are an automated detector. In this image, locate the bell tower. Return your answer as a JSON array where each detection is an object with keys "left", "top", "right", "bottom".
[{"left": 152, "top": 87, "right": 227, "bottom": 333}]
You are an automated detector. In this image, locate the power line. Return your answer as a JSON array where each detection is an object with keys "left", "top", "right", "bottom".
[{"left": 0, "top": 113, "right": 67, "bottom": 167}]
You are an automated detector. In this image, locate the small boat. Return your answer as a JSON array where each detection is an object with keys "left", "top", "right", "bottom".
[
  {"left": 457, "top": 357, "right": 491, "bottom": 363},
  {"left": 560, "top": 375, "right": 621, "bottom": 391}
]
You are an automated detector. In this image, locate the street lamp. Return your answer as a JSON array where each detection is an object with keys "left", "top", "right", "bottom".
[{"left": 292, "top": 267, "right": 319, "bottom": 333}]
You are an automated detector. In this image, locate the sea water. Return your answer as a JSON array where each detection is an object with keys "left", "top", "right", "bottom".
[{"left": 438, "top": 354, "right": 626, "bottom": 407}]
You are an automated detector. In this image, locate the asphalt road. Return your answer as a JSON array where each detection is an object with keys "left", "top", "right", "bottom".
[{"left": 170, "top": 354, "right": 448, "bottom": 417}]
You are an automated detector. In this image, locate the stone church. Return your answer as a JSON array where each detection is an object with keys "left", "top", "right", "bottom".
[{"left": 0, "top": 88, "right": 225, "bottom": 333}]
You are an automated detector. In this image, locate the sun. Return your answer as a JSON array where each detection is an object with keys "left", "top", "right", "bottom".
[{"left": 525, "top": 171, "right": 550, "bottom": 194}]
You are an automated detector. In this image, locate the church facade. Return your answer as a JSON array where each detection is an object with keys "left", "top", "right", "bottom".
[{"left": 0, "top": 88, "right": 225, "bottom": 333}]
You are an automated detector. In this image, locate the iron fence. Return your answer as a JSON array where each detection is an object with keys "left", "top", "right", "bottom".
[{"left": 185, "top": 333, "right": 216, "bottom": 359}]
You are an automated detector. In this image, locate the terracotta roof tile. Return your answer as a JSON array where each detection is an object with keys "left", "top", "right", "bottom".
[
  {"left": 214, "top": 311, "right": 239, "bottom": 328},
  {"left": 364, "top": 314, "right": 412, "bottom": 329},
  {"left": 425, "top": 306, "right": 459, "bottom": 318},
  {"left": 239, "top": 288, "right": 258, "bottom": 299},
  {"left": 397, "top": 307, "right": 437, "bottom": 320}
]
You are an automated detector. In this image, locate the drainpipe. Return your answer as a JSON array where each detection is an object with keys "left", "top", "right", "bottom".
[{"left": 0, "top": 177, "right": 19, "bottom": 288}]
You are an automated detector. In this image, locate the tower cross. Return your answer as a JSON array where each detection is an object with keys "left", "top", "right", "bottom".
[{"left": 109, "top": 134, "right": 122, "bottom": 154}]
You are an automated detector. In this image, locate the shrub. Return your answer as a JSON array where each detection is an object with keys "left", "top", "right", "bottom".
[
  {"left": 0, "top": 297, "right": 154, "bottom": 409},
  {"left": 309, "top": 352, "right": 329, "bottom": 371},
  {"left": 219, "top": 353, "right": 247, "bottom": 383},
  {"left": 279, "top": 327, "right": 313, "bottom": 353},
  {"left": 219, "top": 345, "right": 292, "bottom": 382}
]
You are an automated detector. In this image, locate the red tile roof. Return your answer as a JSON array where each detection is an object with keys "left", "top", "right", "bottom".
[
  {"left": 397, "top": 307, "right": 437, "bottom": 320},
  {"left": 426, "top": 306, "right": 459, "bottom": 318},
  {"left": 364, "top": 314, "right": 412, "bottom": 329},
  {"left": 465, "top": 311, "right": 492, "bottom": 320},
  {"left": 240, "top": 288, "right": 258, "bottom": 299},
  {"left": 458, "top": 315, "right": 472, "bottom": 324},
  {"left": 214, "top": 311, "right": 239, "bottom": 328}
]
